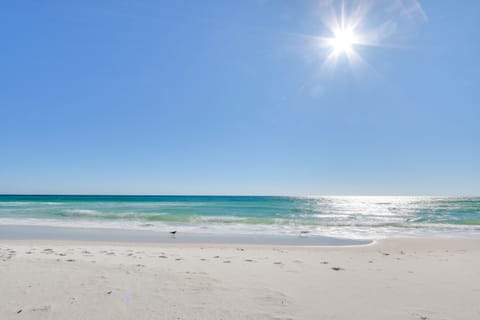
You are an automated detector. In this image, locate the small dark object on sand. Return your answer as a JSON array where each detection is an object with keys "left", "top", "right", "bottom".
[
  {"left": 170, "top": 231, "right": 177, "bottom": 238},
  {"left": 17, "top": 309, "right": 22, "bottom": 314},
  {"left": 106, "top": 291, "right": 112, "bottom": 295},
  {"left": 331, "top": 267, "right": 343, "bottom": 271}
]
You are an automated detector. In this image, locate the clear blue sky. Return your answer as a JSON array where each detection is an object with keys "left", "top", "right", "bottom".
[{"left": 1, "top": 1, "right": 479, "bottom": 195}]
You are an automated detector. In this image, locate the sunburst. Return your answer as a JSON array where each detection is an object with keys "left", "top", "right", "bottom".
[
  {"left": 315, "top": 0, "right": 427, "bottom": 71},
  {"left": 318, "top": 1, "right": 370, "bottom": 70}
]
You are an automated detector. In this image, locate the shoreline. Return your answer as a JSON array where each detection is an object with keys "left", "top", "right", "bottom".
[
  {"left": 0, "top": 225, "right": 372, "bottom": 246},
  {"left": 2, "top": 224, "right": 479, "bottom": 246}
]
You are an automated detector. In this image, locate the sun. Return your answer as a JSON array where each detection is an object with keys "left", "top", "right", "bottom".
[
  {"left": 306, "top": 0, "right": 426, "bottom": 72},
  {"left": 329, "top": 28, "right": 357, "bottom": 55},
  {"left": 313, "top": 1, "right": 374, "bottom": 70}
]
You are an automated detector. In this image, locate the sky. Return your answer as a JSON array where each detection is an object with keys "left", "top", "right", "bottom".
[{"left": 0, "top": 0, "right": 479, "bottom": 196}]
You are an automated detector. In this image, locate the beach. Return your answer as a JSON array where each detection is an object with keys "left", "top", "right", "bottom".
[
  {"left": 1, "top": 237, "right": 479, "bottom": 320},
  {"left": 2, "top": 0, "right": 478, "bottom": 319}
]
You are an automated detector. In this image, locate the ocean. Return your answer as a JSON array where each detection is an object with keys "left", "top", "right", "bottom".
[{"left": 0, "top": 195, "right": 479, "bottom": 240}]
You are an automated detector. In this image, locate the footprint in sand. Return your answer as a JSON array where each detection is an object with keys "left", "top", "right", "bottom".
[{"left": 31, "top": 305, "right": 51, "bottom": 312}]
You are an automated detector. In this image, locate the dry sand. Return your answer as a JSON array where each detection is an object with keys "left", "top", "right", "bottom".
[{"left": 1, "top": 238, "right": 479, "bottom": 320}]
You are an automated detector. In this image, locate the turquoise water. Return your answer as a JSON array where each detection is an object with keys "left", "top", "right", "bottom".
[{"left": 0, "top": 195, "right": 479, "bottom": 239}]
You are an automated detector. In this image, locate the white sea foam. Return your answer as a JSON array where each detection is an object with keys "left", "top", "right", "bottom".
[
  {"left": 65, "top": 209, "right": 101, "bottom": 216},
  {"left": 195, "top": 216, "right": 247, "bottom": 222}
]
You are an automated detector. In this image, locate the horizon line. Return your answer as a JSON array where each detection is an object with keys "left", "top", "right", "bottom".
[{"left": 0, "top": 193, "right": 478, "bottom": 198}]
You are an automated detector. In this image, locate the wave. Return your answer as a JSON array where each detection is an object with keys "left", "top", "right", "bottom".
[
  {"left": 64, "top": 209, "right": 101, "bottom": 216},
  {"left": 0, "top": 202, "right": 61, "bottom": 206}
]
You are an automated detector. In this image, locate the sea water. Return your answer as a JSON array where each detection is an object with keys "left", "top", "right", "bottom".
[{"left": 0, "top": 195, "right": 479, "bottom": 239}]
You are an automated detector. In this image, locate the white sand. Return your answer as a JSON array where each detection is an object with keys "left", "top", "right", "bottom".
[{"left": 1, "top": 238, "right": 479, "bottom": 320}]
